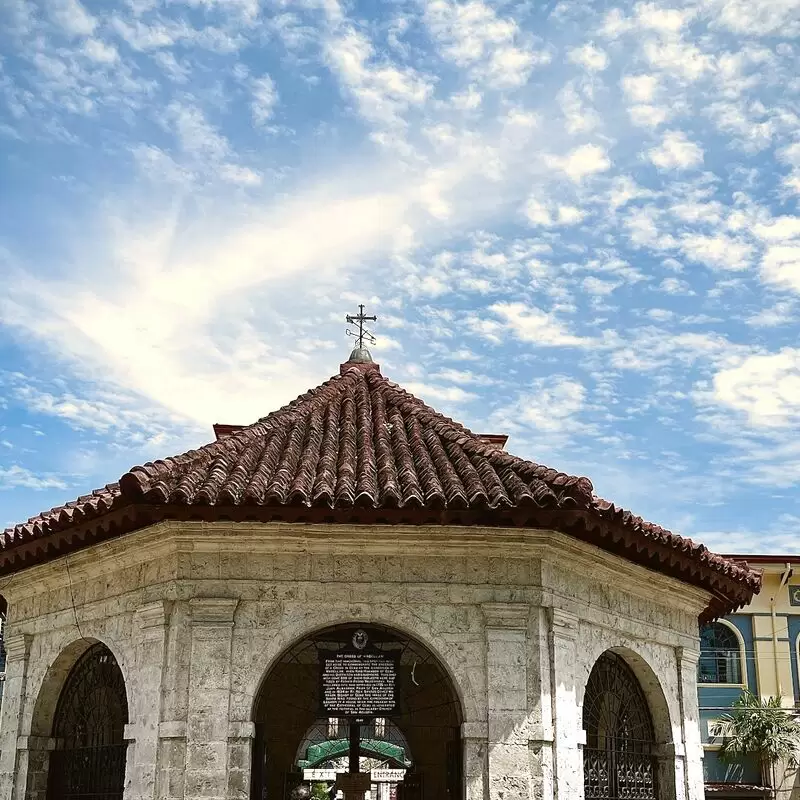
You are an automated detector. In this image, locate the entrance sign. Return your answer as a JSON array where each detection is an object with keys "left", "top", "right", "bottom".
[
  {"left": 320, "top": 650, "right": 399, "bottom": 717},
  {"left": 371, "top": 770, "right": 406, "bottom": 782}
]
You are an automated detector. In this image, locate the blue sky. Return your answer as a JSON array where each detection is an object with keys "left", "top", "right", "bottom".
[{"left": 1, "top": 0, "right": 799, "bottom": 554}]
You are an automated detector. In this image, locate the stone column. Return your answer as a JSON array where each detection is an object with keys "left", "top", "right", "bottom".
[
  {"left": 184, "top": 598, "right": 238, "bottom": 800},
  {"left": 123, "top": 601, "right": 171, "bottom": 800},
  {"left": 675, "top": 647, "right": 703, "bottom": 800},
  {"left": 482, "top": 602, "right": 532, "bottom": 800},
  {"left": 549, "top": 608, "right": 582, "bottom": 800},
  {"left": 0, "top": 633, "right": 35, "bottom": 800}
]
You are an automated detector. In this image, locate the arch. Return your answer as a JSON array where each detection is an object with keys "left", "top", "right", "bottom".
[
  {"left": 28, "top": 635, "right": 132, "bottom": 738},
  {"left": 698, "top": 619, "right": 745, "bottom": 685},
  {"left": 244, "top": 612, "right": 476, "bottom": 726},
  {"left": 33, "top": 640, "right": 129, "bottom": 800},
  {"left": 583, "top": 650, "right": 659, "bottom": 800},
  {"left": 250, "top": 622, "right": 464, "bottom": 800}
]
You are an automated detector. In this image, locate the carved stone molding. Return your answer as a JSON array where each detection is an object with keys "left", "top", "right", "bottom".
[
  {"left": 550, "top": 607, "right": 579, "bottom": 640},
  {"left": 137, "top": 600, "right": 170, "bottom": 630},
  {"left": 481, "top": 602, "right": 529, "bottom": 630},
  {"left": 189, "top": 597, "right": 238, "bottom": 626},
  {"left": 4, "top": 633, "right": 32, "bottom": 663},
  {"left": 676, "top": 646, "right": 700, "bottom": 667}
]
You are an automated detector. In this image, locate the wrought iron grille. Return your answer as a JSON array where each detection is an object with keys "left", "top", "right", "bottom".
[
  {"left": 583, "top": 652, "right": 657, "bottom": 800},
  {"left": 47, "top": 643, "right": 128, "bottom": 800}
]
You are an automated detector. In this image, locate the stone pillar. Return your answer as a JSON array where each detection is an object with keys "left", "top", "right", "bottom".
[
  {"left": 482, "top": 602, "right": 532, "bottom": 800},
  {"left": 549, "top": 608, "right": 582, "bottom": 800},
  {"left": 529, "top": 607, "right": 554, "bottom": 800},
  {"left": 675, "top": 647, "right": 703, "bottom": 800},
  {"left": 0, "top": 633, "right": 34, "bottom": 800},
  {"left": 463, "top": 721, "right": 488, "bottom": 800},
  {"left": 184, "top": 598, "right": 238, "bottom": 800},
  {"left": 226, "top": 721, "right": 255, "bottom": 800},
  {"left": 123, "top": 601, "right": 171, "bottom": 800}
]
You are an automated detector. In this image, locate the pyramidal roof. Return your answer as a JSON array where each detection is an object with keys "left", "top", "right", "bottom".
[{"left": 2, "top": 358, "right": 760, "bottom": 619}]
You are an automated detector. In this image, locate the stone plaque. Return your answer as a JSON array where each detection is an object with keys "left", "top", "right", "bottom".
[{"left": 320, "top": 650, "right": 398, "bottom": 717}]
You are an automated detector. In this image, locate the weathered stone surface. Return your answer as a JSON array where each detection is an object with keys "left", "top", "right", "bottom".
[{"left": 0, "top": 521, "right": 709, "bottom": 800}]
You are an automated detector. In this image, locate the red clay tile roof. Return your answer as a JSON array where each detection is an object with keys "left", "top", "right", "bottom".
[{"left": 1, "top": 360, "right": 760, "bottom": 618}]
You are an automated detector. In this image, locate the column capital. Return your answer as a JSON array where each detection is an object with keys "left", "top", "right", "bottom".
[
  {"left": 189, "top": 597, "right": 238, "bottom": 626},
  {"left": 3, "top": 633, "right": 32, "bottom": 662},
  {"left": 482, "top": 602, "right": 529, "bottom": 630},
  {"left": 137, "top": 600, "right": 171, "bottom": 629},
  {"left": 550, "top": 608, "right": 579, "bottom": 640},
  {"left": 676, "top": 646, "right": 700, "bottom": 667}
]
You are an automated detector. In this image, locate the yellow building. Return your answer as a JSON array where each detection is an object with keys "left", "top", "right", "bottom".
[{"left": 699, "top": 555, "right": 800, "bottom": 799}]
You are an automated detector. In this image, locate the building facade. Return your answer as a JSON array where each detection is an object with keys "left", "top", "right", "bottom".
[
  {"left": 0, "top": 353, "right": 759, "bottom": 800},
  {"left": 698, "top": 556, "right": 800, "bottom": 799}
]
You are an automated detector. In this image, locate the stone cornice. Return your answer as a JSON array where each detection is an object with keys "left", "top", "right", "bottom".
[{"left": 1, "top": 521, "right": 711, "bottom": 617}]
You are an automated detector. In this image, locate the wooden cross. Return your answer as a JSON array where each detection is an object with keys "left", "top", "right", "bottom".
[{"left": 346, "top": 304, "right": 377, "bottom": 349}]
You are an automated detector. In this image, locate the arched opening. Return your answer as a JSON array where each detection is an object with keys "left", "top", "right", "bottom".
[
  {"left": 699, "top": 620, "right": 745, "bottom": 685},
  {"left": 583, "top": 651, "right": 658, "bottom": 800},
  {"left": 251, "top": 623, "right": 463, "bottom": 800},
  {"left": 46, "top": 642, "right": 129, "bottom": 800}
]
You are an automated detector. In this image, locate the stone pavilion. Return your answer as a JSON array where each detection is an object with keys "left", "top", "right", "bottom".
[{"left": 0, "top": 345, "right": 760, "bottom": 800}]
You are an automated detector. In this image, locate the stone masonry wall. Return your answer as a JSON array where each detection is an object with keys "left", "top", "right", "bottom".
[{"left": 0, "top": 522, "right": 710, "bottom": 800}]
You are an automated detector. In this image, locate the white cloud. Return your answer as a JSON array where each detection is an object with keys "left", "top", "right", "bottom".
[
  {"left": 648, "top": 130, "right": 703, "bottom": 170},
  {"left": 218, "top": 164, "right": 262, "bottom": 186},
  {"left": 490, "top": 375, "right": 588, "bottom": 438},
  {"left": 622, "top": 74, "right": 659, "bottom": 103},
  {"left": 713, "top": 349, "right": 800, "bottom": 427},
  {"left": 760, "top": 245, "right": 800, "bottom": 293},
  {"left": 548, "top": 143, "right": 611, "bottom": 182},
  {"left": 325, "top": 27, "right": 433, "bottom": 130},
  {"left": 524, "top": 198, "right": 586, "bottom": 227},
  {"left": 709, "top": 0, "right": 800, "bottom": 37},
  {"left": 402, "top": 381, "right": 477, "bottom": 404},
  {"left": 424, "top": 0, "right": 549, "bottom": 88},
  {"left": 81, "top": 39, "right": 120, "bottom": 64},
  {"left": 50, "top": 0, "right": 97, "bottom": 37},
  {"left": 0, "top": 465, "right": 68, "bottom": 491},
  {"left": 251, "top": 74, "right": 278, "bottom": 127},
  {"left": 168, "top": 102, "right": 230, "bottom": 160},
  {"left": 488, "top": 302, "right": 592, "bottom": 347},
  {"left": 568, "top": 43, "right": 609, "bottom": 72},
  {"left": 680, "top": 233, "right": 754, "bottom": 271}
]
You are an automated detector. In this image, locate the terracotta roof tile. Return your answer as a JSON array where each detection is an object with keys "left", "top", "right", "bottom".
[{"left": 1, "top": 360, "right": 760, "bottom": 618}]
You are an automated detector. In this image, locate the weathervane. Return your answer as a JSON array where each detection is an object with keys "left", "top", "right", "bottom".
[{"left": 346, "top": 304, "right": 377, "bottom": 349}]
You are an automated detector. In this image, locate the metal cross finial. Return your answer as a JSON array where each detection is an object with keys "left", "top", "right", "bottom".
[{"left": 345, "top": 304, "right": 377, "bottom": 349}]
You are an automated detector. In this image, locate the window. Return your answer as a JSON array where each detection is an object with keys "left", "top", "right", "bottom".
[{"left": 699, "top": 622, "right": 743, "bottom": 684}]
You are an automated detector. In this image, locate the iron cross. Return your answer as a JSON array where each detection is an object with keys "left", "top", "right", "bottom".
[{"left": 345, "top": 304, "right": 377, "bottom": 349}]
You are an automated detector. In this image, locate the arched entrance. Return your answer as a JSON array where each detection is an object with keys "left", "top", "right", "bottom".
[
  {"left": 251, "top": 624, "right": 463, "bottom": 800},
  {"left": 46, "top": 642, "right": 129, "bottom": 800},
  {"left": 583, "top": 651, "right": 658, "bottom": 800}
]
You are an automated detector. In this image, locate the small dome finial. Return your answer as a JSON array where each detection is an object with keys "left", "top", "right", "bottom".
[{"left": 347, "top": 346, "right": 374, "bottom": 363}]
